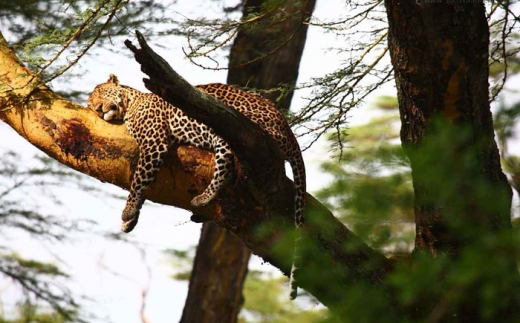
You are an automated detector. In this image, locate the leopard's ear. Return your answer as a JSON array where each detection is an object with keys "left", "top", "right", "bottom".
[{"left": 107, "top": 74, "right": 120, "bottom": 85}]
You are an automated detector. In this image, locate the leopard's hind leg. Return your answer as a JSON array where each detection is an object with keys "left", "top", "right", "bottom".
[{"left": 190, "top": 136, "right": 234, "bottom": 207}]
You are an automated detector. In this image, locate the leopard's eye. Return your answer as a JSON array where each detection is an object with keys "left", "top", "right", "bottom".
[{"left": 110, "top": 103, "right": 118, "bottom": 111}]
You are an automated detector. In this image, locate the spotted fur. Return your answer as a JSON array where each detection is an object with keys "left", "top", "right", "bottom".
[{"left": 87, "top": 74, "right": 306, "bottom": 298}]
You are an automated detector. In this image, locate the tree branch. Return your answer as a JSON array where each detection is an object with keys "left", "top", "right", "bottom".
[
  {"left": 124, "top": 31, "right": 286, "bottom": 181},
  {"left": 0, "top": 30, "right": 393, "bottom": 312}
]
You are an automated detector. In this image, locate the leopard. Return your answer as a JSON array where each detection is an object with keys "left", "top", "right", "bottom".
[{"left": 87, "top": 74, "right": 306, "bottom": 299}]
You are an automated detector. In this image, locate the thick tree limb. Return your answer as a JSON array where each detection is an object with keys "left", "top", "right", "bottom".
[
  {"left": 0, "top": 30, "right": 393, "bottom": 311},
  {"left": 0, "top": 32, "right": 218, "bottom": 222}
]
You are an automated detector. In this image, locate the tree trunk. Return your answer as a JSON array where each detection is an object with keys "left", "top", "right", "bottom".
[
  {"left": 179, "top": 222, "right": 250, "bottom": 323},
  {"left": 180, "top": 1, "right": 316, "bottom": 321},
  {"left": 385, "top": 1, "right": 520, "bottom": 321},
  {"left": 227, "top": 0, "right": 317, "bottom": 111}
]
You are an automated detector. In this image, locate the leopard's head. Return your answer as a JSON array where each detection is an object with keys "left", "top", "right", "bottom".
[{"left": 87, "top": 74, "right": 126, "bottom": 121}]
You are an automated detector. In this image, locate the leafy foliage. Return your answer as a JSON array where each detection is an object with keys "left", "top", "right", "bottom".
[
  {"left": 317, "top": 102, "right": 414, "bottom": 251},
  {"left": 239, "top": 271, "right": 328, "bottom": 323},
  {"left": 313, "top": 89, "right": 520, "bottom": 322},
  {"left": 0, "top": 302, "right": 70, "bottom": 323},
  {"left": 0, "top": 151, "right": 90, "bottom": 239}
]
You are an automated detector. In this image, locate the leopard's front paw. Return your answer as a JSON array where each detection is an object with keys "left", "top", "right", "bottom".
[
  {"left": 191, "top": 194, "right": 212, "bottom": 207},
  {"left": 121, "top": 217, "right": 138, "bottom": 233},
  {"left": 121, "top": 204, "right": 140, "bottom": 233}
]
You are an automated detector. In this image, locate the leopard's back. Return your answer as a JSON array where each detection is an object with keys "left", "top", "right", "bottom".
[{"left": 196, "top": 84, "right": 302, "bottom": 160}]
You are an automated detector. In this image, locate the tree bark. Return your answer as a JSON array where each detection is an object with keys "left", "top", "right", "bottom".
[
  {"left": 0, "top": 31, "right": 392, "bottom": 314},
  {"left": 181, "top": 2, "right": 316, "bottom": 320},
  {"left": 227, "top": 0, "right": 317, "bottom": 111},
  {"left": 179, "top": 222, "right": 249, "bottom": 323},
  {"left": 385, "top": 1, "right": 520, "bottom": 321}
]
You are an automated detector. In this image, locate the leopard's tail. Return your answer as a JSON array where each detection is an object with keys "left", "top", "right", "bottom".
[{"left": 288, "top": 146, "right": 306, "bottom": 300}]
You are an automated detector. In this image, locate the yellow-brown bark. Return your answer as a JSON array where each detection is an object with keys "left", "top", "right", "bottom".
[{"left": 0, "top": 32, "right": 216, "bottom": 218}]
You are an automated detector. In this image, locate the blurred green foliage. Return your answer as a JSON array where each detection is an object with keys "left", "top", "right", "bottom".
[
  {"left": 0, "top": 303, "right": 70, "bottom": 323},
  {"left": 239, "top": 271, "right": 328, "bottom": 323},
  {"left": 314, "top": 93, "right": 520, "bottom": 322},
  {"left": 317, "top": 100, "right": 414, "bottom": 252}
]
